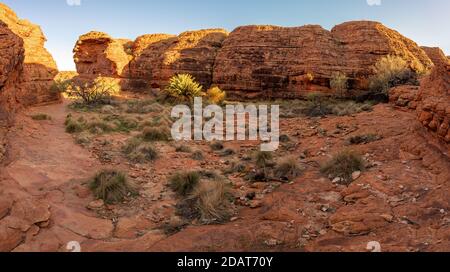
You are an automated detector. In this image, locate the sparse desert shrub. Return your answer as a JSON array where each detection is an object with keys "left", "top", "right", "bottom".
[
  {"left": 348, "top": 134, "right": 382, "bottom": 145},
  {"left": 191, "top": 150, "right": 204, "bottom": 161},
  {"left": 303, "top": 93, "right": 333, "bottom": 117},
  {"left": 127, "top": 144, "right": 159, "bottom": 163},
  {"left": 103, "top": 115, "right": 139, "bottom": 132},
  {"left": 279, "top": 134, "right": 290, "bottom": 143},
  {"left": 330, "top": 72, "right": 349, "bottom": 97},
  {"left": 126, "top": 100, "right": 164, "bottom": 114},
  {"left": 255, "top": 151, "right": 274, "bottom": 168},
  {"left": 210, "top": 141, "right": 224, "bottom": 151},
  {"left": 122, "top": 137, "right": 143, "bottom": 154},
  {"left": 220, "top": 148, "right": 235, "bottom": 157},
  {"left": 89, "top": 170, "right": 137, "bottom": 204},
  {"left": 320, "top": 150, "right": 365, "bottom": 185},
  {"left": 369, "top": 55, "right": 419, "bottom": 97},
  {"left": 141, "top": 126, "right": 171, "bottom": 142},
  {"left": 329, "top": 100, "right": 373, "bottom": 116},
  {"left": 87, "top": 119, "right": 114, "bottom": 134},
  {"left": 190, "top": 181, "right": 233, "bottom": 223},
  {"left": 65, "top": 118, "right": 84, "bottom": 134},
  {"left": 62, "top": 77, "right": 121, "bottom": 105},
  {"left": 31, "top": 113, "right": 51, "bottom": 121},
  {"left": 225, "top": 161, "right": 247, "bottom": 174},
  {"left": 274, "top": 157, "right": 302, "bottom": 180},
  {"left": 206, "top": 87, "right": 226, "bottom": 105},
  {"left": 164, "top": 74, "right": 203, "bottom": 102},
  {"left": 175, "top": 145, "right": 192, "bottom": 153},
  {"left": 169, "top": 171, "right": 201, "bottom": 197}
]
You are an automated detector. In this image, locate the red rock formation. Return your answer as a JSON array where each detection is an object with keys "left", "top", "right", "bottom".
[
  {"left": 213, "top": 21, "right": 433, "bottom": 98},
  {"left": 0, "top": 3, "right": 59, "bottom": 120},
  {"left": 74, "top": 29, "right": 229, "bottom": 90},
  {"left": 73, "top": 31, "right": 133, "bottom": 78},
  {"left": 125, "top": 29, "right": 229, "bottom": 89},
  {"left": 416, "top": 62, "right": 450, "bottom": 144},
  {"left": 421, "top": 46, "right": 449, "bottom": 67}
]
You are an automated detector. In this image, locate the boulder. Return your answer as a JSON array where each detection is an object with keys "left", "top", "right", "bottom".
[{"left": 0, "top": 3, "right": 59, "bottom": 120}]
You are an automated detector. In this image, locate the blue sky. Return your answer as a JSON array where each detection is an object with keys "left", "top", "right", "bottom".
[{"left": 3, "top": 0, "right": 449, "bottom": 70}]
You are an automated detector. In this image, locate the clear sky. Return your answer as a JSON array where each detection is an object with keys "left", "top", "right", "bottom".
[{"left": 3, "top": 0, "right": 449, "bottom": 70}]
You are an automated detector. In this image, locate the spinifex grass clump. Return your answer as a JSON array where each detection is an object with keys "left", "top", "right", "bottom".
[
  {"left": 31, "top": 113, "right": 51, "bottom": 121},
  {"left": 89, "top": 170, "right": 137, "bottom": 204},
  {"left": 141, "top": 126, "right": 171, "bottom": 142},
  {"left": 274, "top": 156, "right": 302, "bottom": 181},
  {"left": 169, "top": 171, "right": 201, "bottom": 197},
  {"left": 189, "top": 181, "right": 233, "bottom": 223},
  {"left": 320, "top": 150, "right": 365, "bottom": 185}
]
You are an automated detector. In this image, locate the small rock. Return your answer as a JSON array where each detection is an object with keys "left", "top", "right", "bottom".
[
  {"left": 230, "top": 217, "right": 239, "bottom": 222},
  {"left": 352, "top": 171, "right": 362, "bottom": 181},
  {"left": 264, "top": 239, "right": 281, "bottom": 247},
  {"left": 249, "top": 200, "right": 263, "bottom": 209},
  {"left": 440, "top": 209, "right": 445, "bottom": 214},
  {"left": 87, "top": 199, "right": 104, "bottom": 210},
  {"left": 332, "top": 177, "right": 342, "bottom": 184}
]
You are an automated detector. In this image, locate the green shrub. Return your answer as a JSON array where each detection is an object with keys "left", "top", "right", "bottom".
[
  {"left": 348, "top": 134, "right": 382, "bottom": 145},
  {"left": 175, "top": 145, "right": 192, "bottom": 153},
  {"left": 31, "top": 113, "right": 51, "bottom": 121},
  {"left": 330, "top": 72, "right": 349, "bottom": 97},
  {"left": 141, "top": 126, "right": 171, "bottom": 141},
  {"left": 63, "top": 77, "right": 121, "bottom": 105},
  {"left": 89, "top": 170, "right": 137, "bottom": 204},
  {"left": 320, "top": 150, "right": 365, "bottom": 185},
  {"left": 164, "top": 74, "right": 203, "bottom": 102},
  {"left": 65, "top": 118, "right": 84, "bottom": 134},
  {"left": 210, "top": 141, "right": 224, "bottom": 151},
  {"left": 169, "top": 171, "right": 201, "bottom": 197},
  {"left": 255, "top": 151, "right": 274, "bottom": 168},
  {"left": 369, "top": 55, "right": 419, "bottom": 96},
  {"left": 274, "top": 157, "right": 302, "bottom": 180},
  {"left": 191, "top": 150, "right": 204, "bottom": 161}
]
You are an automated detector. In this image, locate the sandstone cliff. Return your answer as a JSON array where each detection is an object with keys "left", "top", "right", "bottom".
[
  {"left": 73, "top": 31, "right": 133, "bottom": 78},
  {"left": 214, "top": 21, "right": 433, "bottom": 98},
  {"left": 416, "top": 61, "right": 450, "bottom": 144},
  {"left": 74, "top": 29, "right": 229, "bottom": 90},
  {"left": 421, "top": 46, "right": 449, "bottom": 67},
  {"left": 0, "top": 3, "right": 59, "bottom": 120}
]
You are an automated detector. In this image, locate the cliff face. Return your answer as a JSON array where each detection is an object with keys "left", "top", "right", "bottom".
[
  {"left": 416, "top": 61, "right": 450, "bottom": 144},
  {"left": 214, "top": 21, "right": 433, "bottom": 97},
  {"left": 74, "top": 21, "right": 432, "bottom": 97},
  {"left": 73, "top": 31, "right": 133, "bottom": 78},
  {"left": 0, "top": 4, "right": 59, "bottom": 120},
  {"left": 74, "top": 29, "right": 229, "bottom": 90},
  {"left": 421, "top": 46, "right": 449, "bottom": 67}
]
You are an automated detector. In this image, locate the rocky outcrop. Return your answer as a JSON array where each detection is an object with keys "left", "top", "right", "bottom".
[
  {"left": 0, "top": 3, "right": 59, "bottom": 120},
  {"left": 421, "top": 46, "right": 449, "bottom": 67},
  {"left": 213, "top": 21, "right": 433, "bottom": 98},
  {"left": 389, "top": 85, "right": 420, "bottom": 109},
  {"left": 73, "top": 31, "right": 133, "bottom": 78},
  {"left": 416, "top": 62, "right": 450, "bottom": 143},
  {"left": 74, "top": 29, "right": 229, "bottom": 90},
  {"left": 73, "top": 21, "right": 434, "bottom": 97}
]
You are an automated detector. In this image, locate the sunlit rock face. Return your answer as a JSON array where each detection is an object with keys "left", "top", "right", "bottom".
[
  {"left": 213, "top": 21, "right": 433, "bottom": 98},
  {"left": 73, "top": 31, "right": 133, "bottom": 78},
  {"left": 0, "top": 3, "right": 59, "bottom": 120},
  {"left": 416, "top": 59, "right": 450, "bottom": 144},
  {"left": 73, "top": 29, "right": 229, "bottom": 90}
]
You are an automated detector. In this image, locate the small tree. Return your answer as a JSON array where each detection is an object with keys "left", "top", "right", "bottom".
[
  {"left": 53, "top": 77, "right": 121, "bottom": 105},
  {"left": 330, "top": 72, "right": 348, "bottom": 97},
  {"left": 369, "top": 55, "right": 418, "bottom": 97},
  {"left": 165, "top": 74, "right": 203, "bottom": 102}
]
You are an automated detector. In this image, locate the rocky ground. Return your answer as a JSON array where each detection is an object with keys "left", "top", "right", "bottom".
[{"left": 0, "top": 93, "right": 448, "bottom": 252}]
